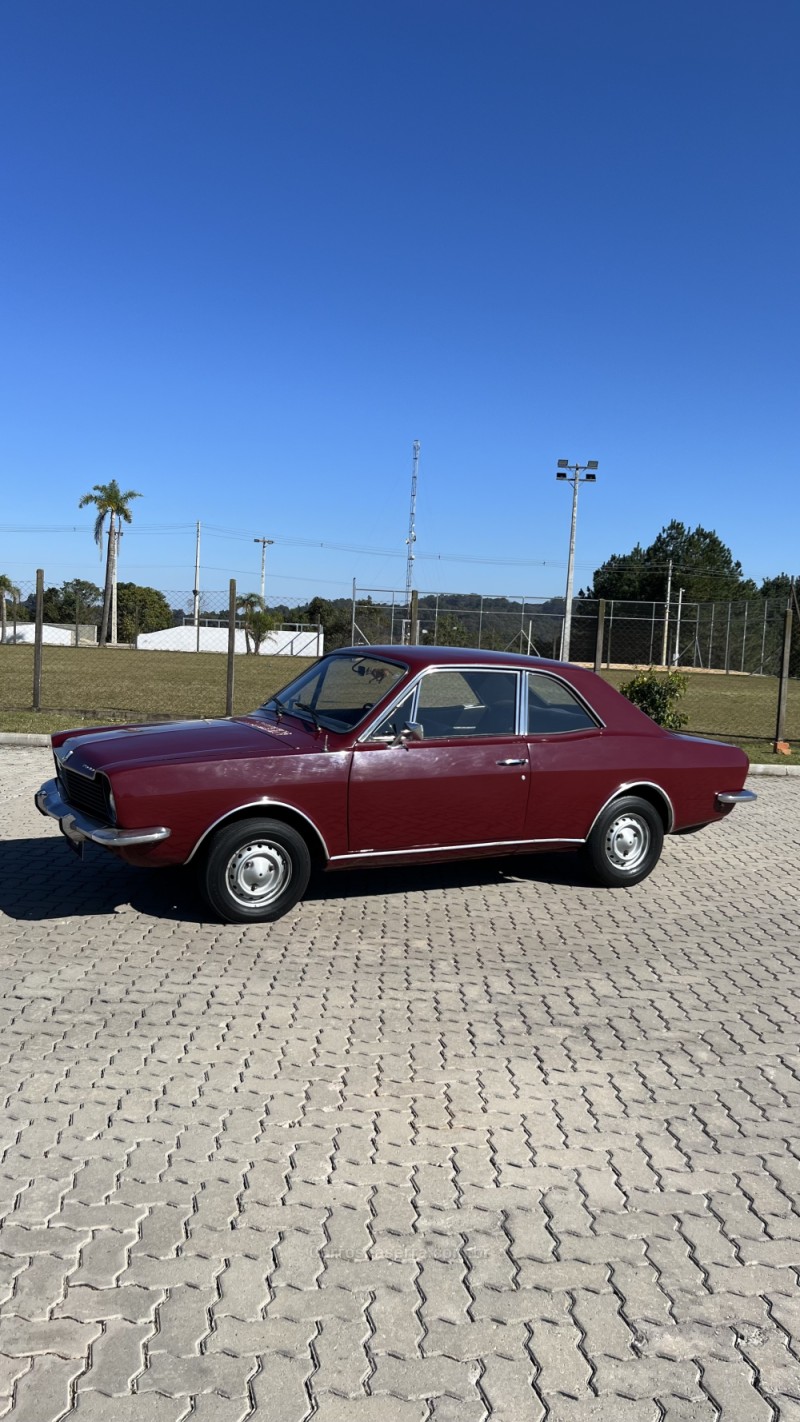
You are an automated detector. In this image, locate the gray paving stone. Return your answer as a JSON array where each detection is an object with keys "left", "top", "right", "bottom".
[{"left": 1, "top": 749, "right": 798, "bottom": 1420}]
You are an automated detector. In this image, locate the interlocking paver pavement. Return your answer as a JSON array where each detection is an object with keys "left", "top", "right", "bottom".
[{"left": 1, "top": 746, "right": 799, "bottom": 1419}]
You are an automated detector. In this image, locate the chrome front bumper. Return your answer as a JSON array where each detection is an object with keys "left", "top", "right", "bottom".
[
  {"left": 716, "top": 789, "right": 758, "bottom": 807},
  {"left": 35, "top": 779, "right": 171, "bottom": 849}
]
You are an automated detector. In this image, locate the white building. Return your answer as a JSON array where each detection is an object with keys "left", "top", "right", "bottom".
[
  {"left": 4, "top": 623, "right": 76, "bottom": 646},
  {"left": 135, "top": 624, "right": 323, "bottom": 656}
]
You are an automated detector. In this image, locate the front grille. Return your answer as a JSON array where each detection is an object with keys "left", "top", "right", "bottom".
[{"left": 58, "top": 766, "right": 110, "bottom": 822}]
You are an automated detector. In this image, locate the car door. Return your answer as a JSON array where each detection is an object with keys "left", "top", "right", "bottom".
[
  {"left": 347, "top": 667, "right": 530, "bottom": 854},
  {"left": 522, "top": 670, "right": 605, "bottom": 842}
]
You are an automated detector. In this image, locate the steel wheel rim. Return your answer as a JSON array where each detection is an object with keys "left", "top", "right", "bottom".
[
  {"left": 225, "top": 838, "right": 292, "bottom": 908},
  {"left": 604, "top": 812, "right": 650, "bottom": 873}
]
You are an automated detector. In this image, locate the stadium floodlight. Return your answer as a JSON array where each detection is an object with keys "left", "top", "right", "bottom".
[{"left": 555, "top": 460, "right": 600, "bottom": 660}]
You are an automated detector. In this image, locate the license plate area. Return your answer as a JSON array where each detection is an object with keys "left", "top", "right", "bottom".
[{"left": 61, "top": 823, "right": 85, "bottom": 859}]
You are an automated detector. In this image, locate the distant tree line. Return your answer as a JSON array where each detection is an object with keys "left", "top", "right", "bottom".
[
  {"left": 3, "top": 520, "right": 797, "bottom": 665},
  {"left": 584, "top": 520, "right": 795, "bottom": 606}
]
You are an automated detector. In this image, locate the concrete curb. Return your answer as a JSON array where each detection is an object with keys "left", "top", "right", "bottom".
[
  {"left": 1, "top": 730, "right": 798, "bottom": 775},
  {"left": 0, "top": 733, "right": 52, "bottom": 746}
]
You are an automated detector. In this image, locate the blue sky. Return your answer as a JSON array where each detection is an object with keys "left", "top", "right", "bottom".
[{"left": 1, "top": 1, "right": 798, "bottom": 608}]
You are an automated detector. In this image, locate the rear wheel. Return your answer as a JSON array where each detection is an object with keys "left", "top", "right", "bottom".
[
  {"left": 586, "top": 796, "right": 664, "bottom": 887},
  {"left": 201, "top": 818, "right": 311, "bottom": 923}
]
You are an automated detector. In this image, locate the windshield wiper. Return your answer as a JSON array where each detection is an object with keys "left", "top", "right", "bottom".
[
  {"left": 266, "top": 696, "right": 289, "bottom": 721},
  {"left": 293, "top": 701, "right": 322, "bottom": 732}
]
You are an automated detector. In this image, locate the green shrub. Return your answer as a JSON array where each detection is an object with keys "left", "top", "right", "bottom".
[{"left": 620, "top": 668, "right": 689, "bottom": 730}]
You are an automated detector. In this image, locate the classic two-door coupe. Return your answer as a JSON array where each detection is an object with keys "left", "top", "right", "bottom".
[{"left": 35, "top": 646, "right": 755, "bottom": 923}]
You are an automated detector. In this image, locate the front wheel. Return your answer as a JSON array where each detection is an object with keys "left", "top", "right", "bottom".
[
  {"left": 201, "top": 818, "right": 311, "bottom": 923},
  {"left": 585, "top": 796, "right": 664, "bottom": 887}
]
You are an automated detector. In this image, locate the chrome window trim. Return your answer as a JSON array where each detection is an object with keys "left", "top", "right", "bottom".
[
  {"left": 361, "top": 680, "right": 421, "bottom": 743},
  {"left": 586, "top": 781, "right": 675, "bottom": 837},
  {"left": 185, "top": 799, "right": 331, "bottom": 865},
  {"left": 523, "top": 670, "right": 605, "bottom": 735},
  {"left": 360, "top": 665, "right": 525, "bottom": 743}
]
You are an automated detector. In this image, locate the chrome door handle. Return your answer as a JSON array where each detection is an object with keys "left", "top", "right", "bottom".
[{"left": 496, "top": 758, "right": 526, "bottom": 766}]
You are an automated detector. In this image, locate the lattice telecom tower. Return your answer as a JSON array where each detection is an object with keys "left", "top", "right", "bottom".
[{"left": 405, "top": 440, "right": 420, "bottom": 613}]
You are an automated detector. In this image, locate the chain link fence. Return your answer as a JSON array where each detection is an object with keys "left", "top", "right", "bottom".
[
  {"left": 350, "top": 586, "right": 799, "bottom": 743},
  {"left": 1, "top": 572, "right": 798, "bottom": 742},
  {"left": 351, "top": 587, "right": 795, "bottom": 672},
  {"left": 0, "top": 581, "right": 309, "bottom": 646}
]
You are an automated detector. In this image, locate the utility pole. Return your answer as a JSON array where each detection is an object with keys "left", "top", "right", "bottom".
[
  {"left": 404, "top": 441, "right": 420, "bottom": 644},
  {"left": 660, "top": 558, "right": 673, "bottom": 666},
  {"left": 193, "top": 522, "right": 201, "bottom": 652},
  {"left": 556, "top": 459, "right": 598, "bottom": 661},
  {"left": 253, "top": 537, "right": 274, "bottom": 603},
  {"left": 673, "top": 587, "right": 684, "bottom": 665}
]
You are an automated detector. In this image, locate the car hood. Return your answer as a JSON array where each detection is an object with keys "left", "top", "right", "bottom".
[{"left": 56, "top": 715, "right": 315, "bottom": 775}]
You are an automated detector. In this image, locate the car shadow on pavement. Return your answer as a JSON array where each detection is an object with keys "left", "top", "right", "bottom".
[
  {"left": 0, "top": 837, "right": 206, "bottom": 924},
  {"left": 305, "top": 848, "right": 599, "bottom": 903},
  {"left": 0, "top": 837, "right": 598, "bottom": 926}
]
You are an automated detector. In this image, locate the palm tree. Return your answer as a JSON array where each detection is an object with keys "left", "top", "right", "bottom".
[
  {"left": 78, "top": 481, "right": 141, "bottom": 646},
  {"left": 0, "top": 574, "right": 17, "bottom": 645},
  {"left": 236, "top": 592, "right": 273, "bottom": 654}
]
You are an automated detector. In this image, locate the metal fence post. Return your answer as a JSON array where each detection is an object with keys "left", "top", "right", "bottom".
[
  {"left": 774, "top": 607, "right": 793, "bottom": 748},
  {"left": 351, "top": 579, "right": 356, "bottom": 645},
  {"left": 594, "top": 600, "right": 606, "bottom": 674},
  {"left": 410, "top": 590, "right": 419, "bottom": 644},
  {"left": 33, "top": 569, "right": 44, "bottom": 710},
  {"left": 226, "top": 579, "right": 236, "bottom": 716}
]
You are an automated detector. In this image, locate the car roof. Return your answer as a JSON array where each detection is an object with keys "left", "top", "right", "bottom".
[{"left": 336, "top": 644, "right": 570, "bottom": 674}]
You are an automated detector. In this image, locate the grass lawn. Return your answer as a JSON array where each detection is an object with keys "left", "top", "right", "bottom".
[
  {"left": 0, "top": 645, "right": 798, "bottom": 762},
  {"left": 0, "top": 646, "right": 316, "bottom": 731},
  {"left": 599, "top": 667, "right": 799, "bottom": 744}
]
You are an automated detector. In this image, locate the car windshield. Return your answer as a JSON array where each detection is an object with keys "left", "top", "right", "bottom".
[{"left": 256, "top": 653, "right": 407, "bottom": 733}]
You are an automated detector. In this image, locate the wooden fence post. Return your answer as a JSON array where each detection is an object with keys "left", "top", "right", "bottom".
[
  {"left": 33, "top": 569, "right": 44, "bottom": 710},
  {"left": 594, "top": 599, "right": 606, "bottom": 675},
  {"left": 774, "top": 606, "right": 793, "bottom": 749}
]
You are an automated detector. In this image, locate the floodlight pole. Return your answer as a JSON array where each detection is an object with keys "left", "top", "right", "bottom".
[
  {"left": 556, "top": 460, "right": 598, "bottom": 661},
  {"left": 253, "top": 537, "right": 274, "bottom": 603}
]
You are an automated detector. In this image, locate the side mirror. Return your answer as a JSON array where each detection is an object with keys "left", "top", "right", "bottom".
[{"left": 391, "top": 721, "right": 424, "bottom": 748}]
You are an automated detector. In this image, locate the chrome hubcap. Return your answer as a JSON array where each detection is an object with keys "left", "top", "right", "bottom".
[
  {"left": 604, "top": 813, "right": 650, "bottom": 872},
  {"left": 226, "top": 839, "right": 292, "bottom": 908}
]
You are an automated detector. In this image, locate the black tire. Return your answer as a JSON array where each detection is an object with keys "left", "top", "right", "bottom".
[
  {"left": 201, "top": 817, "right": 311, "bottom": 924},
  {"left": 585, "top": 795, "right": 664, "bottom": 888}
]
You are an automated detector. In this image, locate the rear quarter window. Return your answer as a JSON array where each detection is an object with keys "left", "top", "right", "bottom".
[{"left": 526, "top": 672, "right": 598, "bottom": 735}]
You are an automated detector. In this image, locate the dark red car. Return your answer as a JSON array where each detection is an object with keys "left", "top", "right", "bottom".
[{"left": 35, "top": 646, "right": 755, "bottom": 923}]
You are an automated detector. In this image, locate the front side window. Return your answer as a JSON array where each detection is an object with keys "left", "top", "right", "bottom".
[
  {"left": 258, "top": 654, "right": 407, "bottom": 732},
  {"left": 526, "top": 672, "right": 598, "bottom": 735},
  {"left": 414, "top": 668, "right": 519, "bottom": 739}
]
